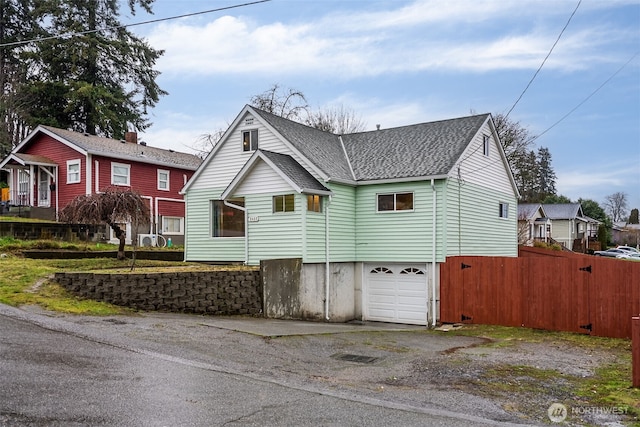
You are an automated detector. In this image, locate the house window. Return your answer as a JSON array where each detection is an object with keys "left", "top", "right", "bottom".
[
  {"left": 307, "top": 195, "right": 322, "bottom": 212},
  {"left": 377, "top": 192, "right": 414, "bottom": 212},
  {"left": 273, "top": 194, "right": 295, "bottom": 213},
  {"left": 483, "top": 135, "right": 490, "bottom": 156},
  {"left": 242, "top": 130, "right": 258, "bottom": 152},
  {"left": 162, "top": 216, "right": 183, "bottom": 234},
  {"left": 158, "top": 169, "right": 170, "bottom": 191},
  {"left": 499, "top": 202, "right": 509, "bottom": 218},
  {"left": 111, "top": 162, "right": 130, "bottom": 186},
  {"left": 211, "top": 198, "right": 245, "bottom": 237},
  {"left": 67, "top": 159, "right": 81, "bottom": 183},
  {"left": 18, "top": 170, "right": 29, "bottom": 197}
]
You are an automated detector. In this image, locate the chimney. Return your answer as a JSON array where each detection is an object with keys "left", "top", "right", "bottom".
[{"left": 124, "top": 131, "right": 138, "bottom": 144}]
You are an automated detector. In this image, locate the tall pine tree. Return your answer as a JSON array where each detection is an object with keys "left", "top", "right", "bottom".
[{"left": 13, "top": 0, "right": 165, "bottom": 140}]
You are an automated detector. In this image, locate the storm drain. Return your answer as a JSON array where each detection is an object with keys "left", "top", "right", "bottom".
[{"left": 331, "top": 353, "right": 379, "bottom": 364}]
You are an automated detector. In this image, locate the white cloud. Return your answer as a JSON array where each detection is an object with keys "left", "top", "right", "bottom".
[{"left": 145, "top": 0, "right": 635, "bottom": 79}]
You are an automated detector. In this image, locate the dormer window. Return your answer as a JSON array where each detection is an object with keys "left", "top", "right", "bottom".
[{"left": 242, "top": 130, "right": 258, "bottom": 152}]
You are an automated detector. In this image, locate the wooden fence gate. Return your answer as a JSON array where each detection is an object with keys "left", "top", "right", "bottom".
[{"left": 440, "top": 248, "right": 640, "bottom": 339}]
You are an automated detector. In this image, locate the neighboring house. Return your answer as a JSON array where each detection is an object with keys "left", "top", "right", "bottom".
[
  {"left": 517, "top": 203, "right": 551, "bottom": 246},
  {"left": 613, "top": 222, "right": 640, "bottom": 247},
  {"left": 0, "top": 126, "right": 202, "bottom": 245},
  {"left": 541, "top": 203, "right": 600, "bottom": 252},
  {"left": 182, "top": 105, "right": 519, "bottom": 325}
]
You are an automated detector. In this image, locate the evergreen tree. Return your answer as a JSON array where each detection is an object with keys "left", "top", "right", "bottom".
[
  {"left": 578, "top": 198, "right": 608, "bottom": 223},
  {"left": 0, "top": 0, "right": 43, "bottom": 153},
  {"left": 629, "top": 208, "right": 639, "bottom": 224},
  {"left": 542, "top": 194, "right": 572, "bottom": 204},
  {"left": 535, "top": 147, "right": 556, "bottom": 201},
  {"left": 17, "top": 0, "right": 166, "bottom": 139}
]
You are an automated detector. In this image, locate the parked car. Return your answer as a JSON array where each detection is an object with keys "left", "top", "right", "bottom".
[
  {"left": 593, "top": 248, "right": 633, "bottom": 257},
  {"left": 616, "top": 252, "right": 640, "bottom": 261},
  {"left": 616, "top": 245, "right": 639, "bottom": 253}
]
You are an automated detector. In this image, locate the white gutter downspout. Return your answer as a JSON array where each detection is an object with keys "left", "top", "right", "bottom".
[
  {"left": 224, "top": 200, "right": 248, "bottom": 264},
  {"left": 431, "top": 178, "right": 437, "bottom": 328},
  {"left": 325, "top": 195, "right": 332, "bottom": 321}
]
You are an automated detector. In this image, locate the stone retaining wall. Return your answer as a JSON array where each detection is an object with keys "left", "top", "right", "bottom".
[{"left": 53, "top": 269, "right": 262, "bottom": 315}]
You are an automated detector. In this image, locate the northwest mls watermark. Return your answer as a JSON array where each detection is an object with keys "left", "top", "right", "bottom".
[{"left": 548, "top": 403, "right": 629, "bottom": 423}]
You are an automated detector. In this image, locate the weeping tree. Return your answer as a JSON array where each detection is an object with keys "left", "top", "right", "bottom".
[{"left": 60, "top": 187, "right": 150, "bottom": 260}]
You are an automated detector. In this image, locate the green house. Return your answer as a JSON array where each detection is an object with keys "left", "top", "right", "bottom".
[{"left": 182, "top": 105, "right": 519, "bottom": 325}]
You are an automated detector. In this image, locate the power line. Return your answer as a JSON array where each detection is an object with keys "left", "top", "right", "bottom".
[
  {"left": 504, "top": 0, "right": 581, "bottom": 119},
  {"left": 531, "top": 50, "right": 640, "bottom": 143},
  {"left": 0, "top": 0, "right": 272, "bottom": 48}
]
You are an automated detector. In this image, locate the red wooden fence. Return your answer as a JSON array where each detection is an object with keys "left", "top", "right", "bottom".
[{"left": 440, "top": 247, "right": 640, "bottom": 339}]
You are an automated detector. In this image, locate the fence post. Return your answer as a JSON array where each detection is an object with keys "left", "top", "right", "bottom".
[{"left": 633, "top": 316, "right": 640, "bottom": 388}]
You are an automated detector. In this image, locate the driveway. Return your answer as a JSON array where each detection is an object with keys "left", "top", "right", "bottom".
[{"left": 2, "top": 304, "right": 633, "bottom": 426}]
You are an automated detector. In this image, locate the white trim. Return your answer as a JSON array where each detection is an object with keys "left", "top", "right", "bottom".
[
  {"left": 111, "top": 162, "right": 130, "bottom": 186},
  {"left": 66, "top": 159, "right": 81, "bottom": 184},
  {"left": 157, "top": 169, "right": 170, "bottom": 191}
]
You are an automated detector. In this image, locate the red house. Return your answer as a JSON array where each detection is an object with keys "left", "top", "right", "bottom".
[{"left": 0, "top": 125, "right": 202, "bottom": 246}]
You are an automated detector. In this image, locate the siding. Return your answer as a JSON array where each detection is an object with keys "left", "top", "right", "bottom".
[
  {"left": 234, "top": 160, "right": 291, "bottom": 194},
  {"left": 245, "top": 193, "right": 303, "bottom": 265},
  {"left": 451, "top": 121, "right": 514, "bottom": 195},
  {"left": 184, "top": 188, "right": 245, "bottom": 262},
  {"left": 23, "top": 135, "right": 86, "bottom": 209},
  {"left": 327, "top": 183, "right": 356, "bottom": 261},
  {"left": 355, "top": 181, "right": 440, "bottom": 262},
  {"left": 443, "top": 178, "right": 517, "bottom": 256}
]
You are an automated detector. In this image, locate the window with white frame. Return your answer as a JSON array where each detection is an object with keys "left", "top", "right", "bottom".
[
  {"left": 499, "top": 202, "right": 509, "bottom": 218},
  {"left": 67, "top": 159, "right": 81, "bottom": 183},
  {"left": 162, "top": 216, "right": 183, "bottom": 234},
  {"left": 273, "top": 194, "right": 295, "bottom": 213},
  {"left": 158, "top": 169, "right": 169, "bottom": 191},
  {"left": 242, "top": 130, "right": 258, "bottom": 152},
  {"left": 111, "top": 162, "right": 130, "bottom": 186},
  {"left": 377, "top": 192, "right": 414, "bottom": 212},
  {"left": 483, "top": 135, "right": 490, "bottom": 156}
]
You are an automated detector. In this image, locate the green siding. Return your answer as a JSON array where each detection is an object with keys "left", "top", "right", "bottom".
[
  {"left": 326, "top": 184, "right": 356, "bottom": 262},
  {"left": 443, "top": 178, "right": 518, "bottom": 256},
  {"left": 184, "top": 188, "right": 245, "bottom": 262},
  {"left": 245, "top": 193, "right": 303, "bottom": 265},
  {"left": 355, "top": 181, "right": 443, "bottom": 262}
]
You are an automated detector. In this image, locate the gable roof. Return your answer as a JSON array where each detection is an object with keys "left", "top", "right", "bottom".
[
  {"left": 185, "top": 105, "right": 516, "bottom": 194},
  {"left": 518, "top": 203, "right": 546, "bottom": 220},
  {"left": 221, "top": 150, "right": 332, "bottom": 199},
  {"left": 541, "top": 203, "right": 582, "bottom": 220},
  {"left": 9, "top": 125, "right": 202, "bottom": 171}
]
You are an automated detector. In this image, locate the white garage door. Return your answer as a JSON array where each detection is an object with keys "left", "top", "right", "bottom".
[{"left": 365, "top": 263, "right": 428, "bottom": 325}]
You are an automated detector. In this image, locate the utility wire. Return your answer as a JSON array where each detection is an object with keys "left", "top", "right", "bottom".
[
  {"left": 504, "top": 0, "right": 581, "bottom": 119},
  {"left": 0, "top": 0, "right": 272, "bottom": 48},
  {"left": 531, "top": 50, "right": 640, "bottom": 143}
]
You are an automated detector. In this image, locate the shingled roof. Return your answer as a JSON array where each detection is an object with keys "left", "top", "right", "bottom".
[
  {"left": 38, "top": 126, "right": 202, "bottom": 170},
  {"left": 251, "top": 107, "right": 491, "bottom": 182}
]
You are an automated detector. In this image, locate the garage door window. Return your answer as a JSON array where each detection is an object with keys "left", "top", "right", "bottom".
[{"left": 400, "top": 267, "right": 425, "bottom": 275}]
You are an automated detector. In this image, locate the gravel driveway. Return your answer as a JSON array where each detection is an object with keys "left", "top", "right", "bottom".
[{"left": 11, "top": 307, "right": 637, "bottom": 426}]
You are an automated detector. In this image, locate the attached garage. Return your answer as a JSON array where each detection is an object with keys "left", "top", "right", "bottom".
[{"left": 364, "top": 263, "right": 428, "bottom": 325}]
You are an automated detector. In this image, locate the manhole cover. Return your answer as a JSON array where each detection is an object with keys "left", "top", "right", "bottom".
[{"left": 331, "top": 353, "right": 379, "bottom": 364}]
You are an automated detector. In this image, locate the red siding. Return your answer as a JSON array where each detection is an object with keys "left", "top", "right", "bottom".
[
  {"left": 92, "top": 155, "right": 192, "bottom": 217},
  {"left": 23, "top": 135, "right": 86, "bottom": 209},
  {"left": 20, "top": 133, "right": 194, "bottom": 219}
]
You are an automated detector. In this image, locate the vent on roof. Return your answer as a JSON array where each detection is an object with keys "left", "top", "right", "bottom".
[
  {"left": 140, "top": 141, "right": 147, "bottom": 146},
  {"left": 376, "top": 124, "right": 380, "bottom": 130}
]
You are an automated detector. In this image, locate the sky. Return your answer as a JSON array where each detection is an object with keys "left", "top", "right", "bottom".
[{"left": 120, "top": 0, "right": 640, "bottom": 214}]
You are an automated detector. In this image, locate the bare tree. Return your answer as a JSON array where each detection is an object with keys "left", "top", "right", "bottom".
[
  {"left": 604, "top": 192, "right": 629, "bottom": 223},
  {"left": 305, "top": 104, "right": 367, "bottom": 134},
  {"left": 60, "top": 187, "right": 150, "bottom": 260},
  {"left": 249, "top": 83, "right": 309, "bottom": 121}
]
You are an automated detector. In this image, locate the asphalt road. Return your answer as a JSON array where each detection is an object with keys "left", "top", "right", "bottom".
[{"left": 0, "top": 305, "right": 531, "bottom": 427}]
